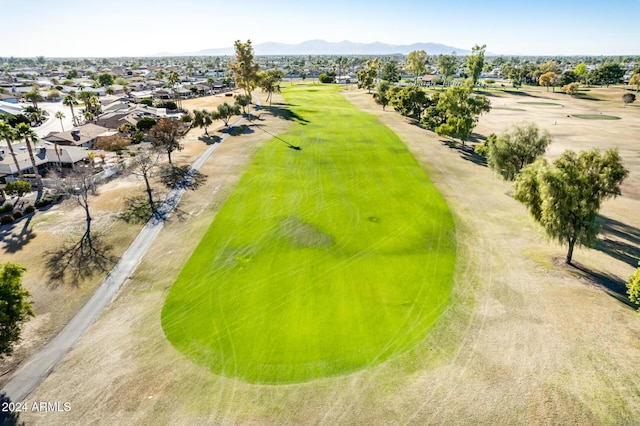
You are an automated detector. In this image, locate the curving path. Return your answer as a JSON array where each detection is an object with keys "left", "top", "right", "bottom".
[{"left": 2, "top": 95, "right": 262, "bottom": 402}]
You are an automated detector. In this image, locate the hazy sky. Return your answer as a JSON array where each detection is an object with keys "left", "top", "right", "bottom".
[{"left": 2, "top": 0, "right": 638, "bottom": 57}]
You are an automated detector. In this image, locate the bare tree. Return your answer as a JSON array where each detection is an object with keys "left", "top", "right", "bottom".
[
  {"left": 129, "top": 150, "right": 163, "bottom": 214},
  {"left": 46, "top": 167, "right": 115, "bottom": 285}
]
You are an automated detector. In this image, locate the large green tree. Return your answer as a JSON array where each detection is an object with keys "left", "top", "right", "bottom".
[
  {"left": 373, "top": 81, "right": 391, "bottom": 110},
  {"left": 213, "top": 102, "right": 241, "bottom": 127},
  {"left": 514, "top": 149, "right": 628, "bottom": 264},
  {"left": 406, "top": 50, "right": 427, "bottom": 85},
  {"left": 487, "top": 122, "right": 551, "bottom": 180},
  {"left": 97, "top": 73, "right": 114, "bottom": 87},
  {"left": 258, "top": 69, "right": 285, "bottom": 105},
  {"left": 424, "top": 84, "right": 490, "bottom": 146},
  {"left": 192, "top": 109, "right": 213, "bottom": 135},
  {"left": 229, "top": 40, "right": 260, "bottom": 97},
  {"left": 438, "top": 54, "right": 458, "bottom": 82},
  {"left": 356, "top": 58, "right": 379, "bottom": 93},
  {"left": 466, "top": 44, "right": 486, "bottom": 86},
  {"left": 381, "top": 61, "right": 400, "bottom": 83},
  {"left": 0, "top": 263, "right": 34, "bottom": 357},
  {"left": 387, "top": 85, "right": 431, "bottom": 120},
  {"left": 539, "top": 71, "right": 558, "bottom": 92}
]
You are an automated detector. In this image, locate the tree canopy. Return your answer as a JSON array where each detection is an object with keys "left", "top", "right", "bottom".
[
  {"left": 356, "top": 58, "right": 379, "bottom": 93},
  {"left": 406, "top": 50, "right": 427, "bottom": 84},
  {"left": 466, "top": 44, "right": 486, "bottom": 86},
  {"left": 487, "top": 122, "right": 551, "bottom": 181},
  {"left": 438, "top": 54, "right": 458, "bottom": 82},
  {"left": 423, "top": 84, "right": 490, "bottom": 145},
  {"left": 514, "top": 149, "right": 628, "bottom": 264},
  {"left": 387, "top": 85, "right": 431, "bottom": 120},
  {"left": 229, "top": 40, "right": 260, "bottom": 97},
  {"left": 149, "top": 118, "right": 184, "bottom": 165},
  {"left": 381, "top": 61, "right": 400, "bottom": 83},
  {"left": 0, "top": 262, "right": 34, "bottom": 357},
  {"left": 258, "top": 69, "right": 285, "bottom": 105}
]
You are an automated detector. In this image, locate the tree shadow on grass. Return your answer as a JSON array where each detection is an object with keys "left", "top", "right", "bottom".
[
  {"left": 566, "top": 261, "right": 634, "bottom": 308},
  {"left": 253, "top": 123, "right": 302, "bottom": 151},
  {"left": 1, "top": 227, "right": 36, "bottom": 254},
  {"left": 440, "top": 139, "right": 487, "bottom": 167},
  {"left": 118, "top": 195, "right": 160, "bottom": 224},
  {"left": 594, "top": 215, "right": 640, "bottom": 267},
  {"left": 0, "top": 392, "right": 24, "bottom": 426},
  {"left": 45, "top": 234, "right": 117, "bottom": 288},
  {"left": 261, "top": 105, "right": 309, "bottom": 125},
  {"left": 198, "top": 134, "right": 222, "bottom": 145},
  {"left": 222, "top": 124, "right": 254, "bottom": 136}
]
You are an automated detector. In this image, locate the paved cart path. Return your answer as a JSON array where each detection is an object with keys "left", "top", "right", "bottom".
[{"left": 2, "top": 98, "right": 261, "bottom": 402}]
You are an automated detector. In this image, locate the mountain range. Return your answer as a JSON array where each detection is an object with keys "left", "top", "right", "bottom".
[{"left": 156, "top": 40, "right": 470, "bottom": 56}]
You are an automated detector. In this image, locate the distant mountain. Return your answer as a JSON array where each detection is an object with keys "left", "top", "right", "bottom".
[{"left": 158, "top": 40, "right": 470, "bottom": 56}]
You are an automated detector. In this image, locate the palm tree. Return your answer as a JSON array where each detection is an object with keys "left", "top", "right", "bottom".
[
  {"left": 15, "top": 123, "right": 43, "bottom": 191},
  {"left": 207, "top": 77, "right": 215, "bottom": 94},
  {"left": 83, "top": 111, "right": 95, "bottom": 123},
  {"left": 55, "top": 111, "right": 66, "bottom": 131},
  {"left": 167, "top": 71, "right": 181, "bottom": 108},
  {"left": 63, "top": 94, "right": 79, "bottom": 126},
  {"left": 0, "top": 122, "right": 23, "bottom": 178},
  {"left": 24, "top": 89, "right": 43, "bottom": 110}
]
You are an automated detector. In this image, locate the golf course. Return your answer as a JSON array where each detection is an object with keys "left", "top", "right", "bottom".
[{"left": 161, "top": 85, "right": 456, "bottom": 383}]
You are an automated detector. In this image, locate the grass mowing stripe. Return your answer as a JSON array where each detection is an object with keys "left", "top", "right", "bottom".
[{"left": 161, "top": 85, "right": 456, "bottom": 384}]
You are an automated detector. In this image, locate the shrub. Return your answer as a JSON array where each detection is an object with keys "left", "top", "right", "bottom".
[
  {"left": 94, "top": 134, "right": 130, "bottom": 151},
  {"left": 474, "top": 133, "right": 497, "bottom": 157},
  {"left": 131, "top": 130, "right": 145, "bottom": 144},
  {"left": 24, "top": 205, "right": 35, "bottom": 214},
  {"left": 12, "top": 210, "right": 23, "bottom": 220},
  {"left": 156, "top": 101, "right": 178, "bottom": 110},
  {"left": 181, "top": 114, "right": 192, "bottom": 123},
  {"left": 0, "top": 203, "right": 13, "bottom": 214},
  {"left": 136, "top": 117, "right": 157, "bottom": 131},
  {"left": 484, "top": 79, "right": 495, "bottom": 85},
  {"left": 0, "top": 214, "right": 15, "bottom": 225},
  {"left": 319, "top": 73, "right": 333, "bottom": 83},
  {"left": 34, "top": 195, "right": 61, "bottom": 209},
  {"left": 140, "top": 98, "right": 153, "bottom": 106}
]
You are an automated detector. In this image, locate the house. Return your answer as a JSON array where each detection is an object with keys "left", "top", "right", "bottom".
[
  {"left": 43, "top": 123, "right": 114, "bottom": 148},
  {"left": 94, "top": 103, "right": 168, "bottom": 130},
  {"left": 0, "top": 141, "right": 90, "bottom": 184}
]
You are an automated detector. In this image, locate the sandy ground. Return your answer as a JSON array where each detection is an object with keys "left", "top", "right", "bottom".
[
  {"left": 14, "top": 86, "right": 640, "bottom": 425},
  {"left": 0, "top": 92, "right": 240, "bottom": 385}
]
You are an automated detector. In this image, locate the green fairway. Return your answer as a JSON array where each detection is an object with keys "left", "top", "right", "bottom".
[
  {"left": 571, "top": 114, "right": 621, "bottom": 120},
  {"left": 517, "top": 101, "right": 562, "bottom": 106},
  {"left": 161, "top": 85, "right": 456, "bottom": 384}
]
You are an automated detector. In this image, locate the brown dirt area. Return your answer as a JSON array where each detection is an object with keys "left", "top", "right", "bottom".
[
  {"left": 15, "top": 86, "right": 640, "bottom": 425},
  {"left": 0, "top": 91, "right": 242, "bottom": 385}
]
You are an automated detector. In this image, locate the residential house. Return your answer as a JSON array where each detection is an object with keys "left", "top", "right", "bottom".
[
  {"left": 43, "top": 123, "right": 114, "bottom": 148},
  {"left": 0, "top": 141, "right": 89, "bottom": 184}
]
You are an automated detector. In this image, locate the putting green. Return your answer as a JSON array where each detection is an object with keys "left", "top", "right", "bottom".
[
  {"left": 571, "top": 114, "right": 621, "bottom": 120},
  {"left": 161, "top": 85, "right": 456, "bottom": 384},
  {"left": 517, "top": 101, "right": 561, "bottom": 106}
]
